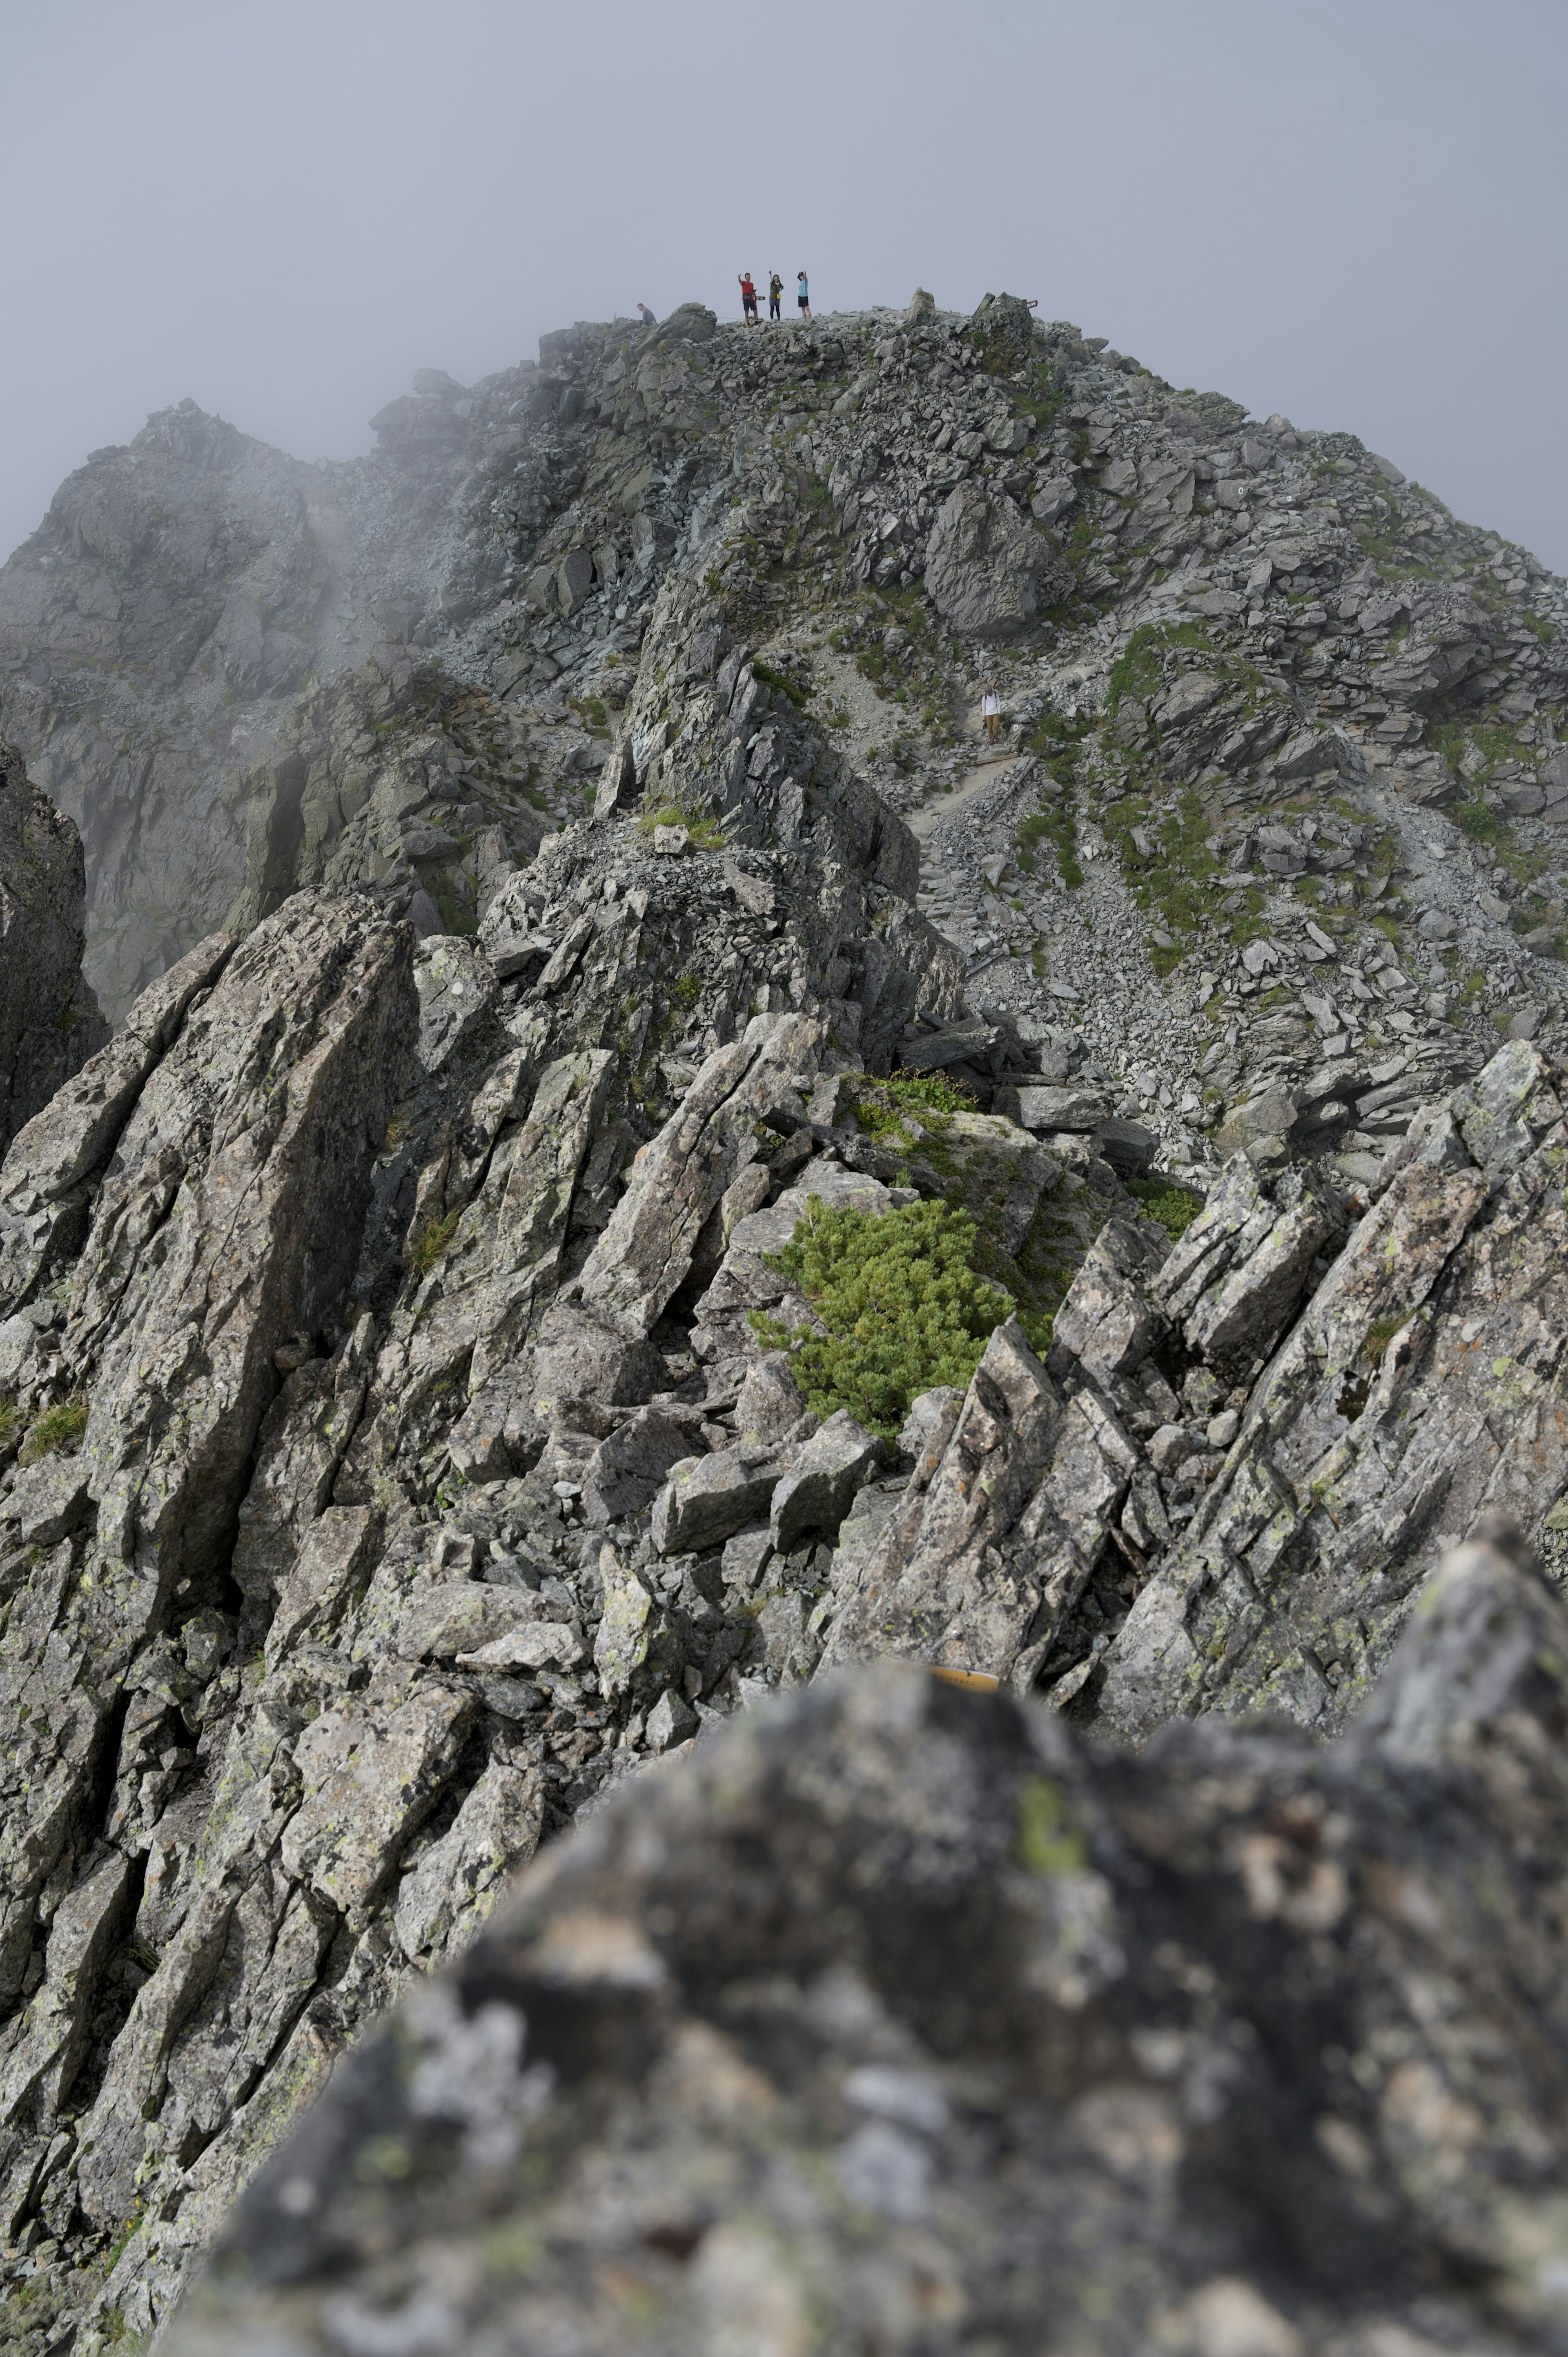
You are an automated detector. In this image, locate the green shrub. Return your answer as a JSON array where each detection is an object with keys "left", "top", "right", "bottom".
[
  {"left": 753, "top": 1198, "right": 1016, "bottom": 1436},
  {"left": 20, "top": 1396, "right": 88, "bottom": 1466},
  {"left": 1127, "top": 1178, "right": 1203, "bottom": 1241}
]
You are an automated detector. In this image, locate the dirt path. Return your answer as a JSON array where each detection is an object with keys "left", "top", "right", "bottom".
[{"left": 908, "top": 751, "right": 1027, "bottom": 841}]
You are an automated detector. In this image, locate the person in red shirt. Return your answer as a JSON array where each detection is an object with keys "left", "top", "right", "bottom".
[{"left": 738, "top": 272, "right": 759, "bottom": 326}]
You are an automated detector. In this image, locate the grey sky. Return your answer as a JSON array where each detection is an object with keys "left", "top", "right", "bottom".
[{"left": 4, "top": 0, "right": 1566, "bottom": 571}]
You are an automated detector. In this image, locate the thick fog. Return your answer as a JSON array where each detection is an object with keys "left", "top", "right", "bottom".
[{"left": 4, "top": 0, "right": 1566, "bottom": 569}]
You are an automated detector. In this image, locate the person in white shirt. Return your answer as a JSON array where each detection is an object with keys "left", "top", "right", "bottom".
[{"left": 981, "top": 688, "right": 1002, "bottom": 744}]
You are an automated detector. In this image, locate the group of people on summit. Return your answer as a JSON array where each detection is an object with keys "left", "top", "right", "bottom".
[
  {"left": 633, "top": 276, "right": 812, "bottom": 332},
  {"left": 738, "top": 271, "right": 811, "bottom": 324}
]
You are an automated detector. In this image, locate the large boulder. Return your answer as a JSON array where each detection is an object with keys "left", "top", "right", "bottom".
[{"left": 923, "top": 480, "right": 1061, "bottom": 642}]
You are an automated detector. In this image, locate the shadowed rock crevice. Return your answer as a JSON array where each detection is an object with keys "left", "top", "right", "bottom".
[{"left": 0, "top": 740, "right": 107, "bottom": 1154}]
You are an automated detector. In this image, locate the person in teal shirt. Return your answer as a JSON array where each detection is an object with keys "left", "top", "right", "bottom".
[{"left": 796, "top": 271, "right": 811, "bottom": 319}]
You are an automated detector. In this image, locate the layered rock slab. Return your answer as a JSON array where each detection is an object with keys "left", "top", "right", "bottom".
[
  {"left": 1092, "top": 1037, "right": 1568, "bottom": 1740},
  {"left": 0, "top": 890, "right": 418, "bottom": 2299}
]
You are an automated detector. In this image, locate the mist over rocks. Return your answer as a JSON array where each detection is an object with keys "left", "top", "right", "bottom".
[{"left": 2, "top": 290, "right": 1568, "bottom": 2346}]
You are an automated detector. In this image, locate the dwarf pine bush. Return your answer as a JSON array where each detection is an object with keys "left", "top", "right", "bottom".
[{"left": 754, "top": 1197, "right": 1015, "bottom": 1436}]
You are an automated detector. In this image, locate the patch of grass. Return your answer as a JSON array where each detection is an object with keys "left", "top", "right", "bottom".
[
  {"left": 1523, "top": 611, "right": 1555, "bottom": 646},
  {"left": 636, "top": 797, "right": 726, "bottom": 850},
  {"left": 1361, "top": 1311, "right": 1409, "bottom": 1366},
  {"left": 569, "top": 694, "right": 610, "bottom": 734},
  {"left": 1473, "top": 719, "right": 1532, "bottom": 768},
  {"left": 1105, "top": 621, "right": 1214, "bottom": 715},
  {"left": 851, "top": 1072, "right": 977, "bottom": 1138},
  {"left": 752, "top": 658, "right": 810, "bottom": 711},
  {"left": 102, "top": 2211, "right": 145, "bottom": 2272},
  {"left": 1017, "top": 804, "right": 1082, "bottom": 891},
  {"left": 1455, "top": 799, "right": 1503, "bottom": 844},
  {"left": 409, "top": 1206, "right": 462, "bottom": 1280},
  {"left": 1102, "top": 787, "right": 1222, "bottom": 973},
  {"left": 0, "top": 1398, "right": 16, "bottom": 1454},
  {"left": 752, "top": 1197, "right": 1017, "bottom": 1436},
  {"left": 886, "top": 1071, "right": 978, "bottom": 1114},
  {"left": 1127, "top": 1178, "right": 1204, "bottom": 1240},
  {"left": 20, "top": 1396, "right": 88, "bottom": 1466}
]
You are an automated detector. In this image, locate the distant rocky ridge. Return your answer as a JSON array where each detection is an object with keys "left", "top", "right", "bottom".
[
  {"left": 5, "top": 290, "right": 1568, "bottom": 1188},
  {"left": 3, "top": 293, "right": 1568, "bottom": 2348}
]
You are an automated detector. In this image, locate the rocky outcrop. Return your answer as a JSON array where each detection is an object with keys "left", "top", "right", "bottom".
[
  {"left": 0, "top": 792, "right": 1054, "bottom": 2342},
  {"left": 0, "top": 891, "right": 416, "bottom": 2324},
  {"left": 0, "top": 740, "right": 106, "bottom": 1152},
  {"left": 167, "top": 1525, "right": 1568, "bottom": 2357},
  {"left": 0, "top": 406, "right": 338, "bottom": 1013},
  {"left": 12, "top": 877, "right": 1555, "bottom": 2348}
]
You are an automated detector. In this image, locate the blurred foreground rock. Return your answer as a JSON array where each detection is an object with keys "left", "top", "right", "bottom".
[{"left": 165, "top": 1526, "right": 1568, "bottom": 2357}]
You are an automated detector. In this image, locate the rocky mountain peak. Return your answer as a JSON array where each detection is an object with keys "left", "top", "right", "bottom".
[{"left": 2, "top": 292, "right": 1568, "bottom": 2349}]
